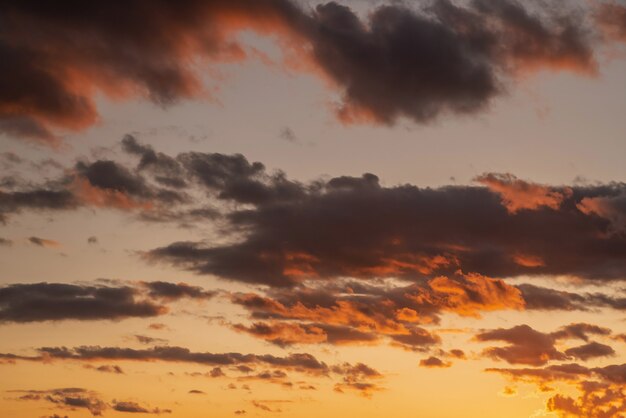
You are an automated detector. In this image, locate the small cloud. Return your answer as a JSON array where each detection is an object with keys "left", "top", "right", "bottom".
[
  {"left": 148, "top": 323, "right": 169, "bottom": 331},
  {"left": 188, "top": 390, "right": 205, "bottom": 395},
  {"left": 419, "top": 356, "right": 451, "bottom": 368},
  {"left": 28, "top": 236, "right": 61, "bottom": 248},
  {"left": 87, "top": 236, "right": 98, "bottom": 244},
  {"left": 279, "top": 127, "right": 297, "bottom": 143},
  {"left": 499, "top": 386, "right": 518, "bottom": 397}
]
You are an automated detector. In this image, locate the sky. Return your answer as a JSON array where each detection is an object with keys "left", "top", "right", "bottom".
[{"left": 0, "top": 1, "right": 625, "bottom": 417}]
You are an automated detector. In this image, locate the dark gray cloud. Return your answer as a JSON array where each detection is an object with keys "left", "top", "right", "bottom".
[
  {"left": 5, "top": 139, "right": 626, "bottom": 288},
  {"left": 551, "top": 323, "right": 613, "bottom": 342},
  {"left": 477, "top": 324, "right": 568, "bottom": 366},
  {"left": 147, "top": 174, "right": 626, "bottom": 286},
  {"left": 0, "top": 281, "right": 216, "bottom": 323},
  {"left": 11, "top": 387, "right": 171, "bottom": 416},
  {"left": 111, "top": 401, "right": 171, "bottom": 414},
  {"left": 76, "top": 160, "right": 153, "bottom": 199},
  {"left": 0, "top": 0, "right": 612, "bottom": 143},
  {"left": 11, "top": 388, "right": 106, "bottom": 416},
  {"left": 0, "top": 188, "right": 77, "bottom": 224},
  {"left": 231, "top": 321, "right": 379, "bottom": 347},
  {"left": 22, "top": 345, "right": 330, "bottom": 374},
  {"left": 28, "top": 236, "right": 60, "bottom": 248},
  {"left": 0, "top": 282, "right": 165, "bottom": 323},
  {"left": 142, "top": 281, "right": 216, "bottom": 301}
]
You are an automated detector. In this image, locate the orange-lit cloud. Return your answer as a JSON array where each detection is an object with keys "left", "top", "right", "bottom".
[
  {"left": 476, "top": 173, "right": 570, "bottom": 213},
  {"left": 0, "top": 0, "right": 619, "bottom": 144}
]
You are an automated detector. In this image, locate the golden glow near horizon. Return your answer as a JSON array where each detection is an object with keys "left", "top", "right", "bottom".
[{"left": 1, "top": 1, "right": 625, "bottom": 417}]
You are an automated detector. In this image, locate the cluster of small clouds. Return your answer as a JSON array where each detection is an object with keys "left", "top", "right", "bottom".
[{"left": 9, "top": 387, "right": 171, "bottom": 416}]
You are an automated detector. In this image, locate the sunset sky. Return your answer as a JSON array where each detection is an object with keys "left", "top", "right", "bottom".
[{"left": 0, "top": 1, "right": 625, "bottom": 417}]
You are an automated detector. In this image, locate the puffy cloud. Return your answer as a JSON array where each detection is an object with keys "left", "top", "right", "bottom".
[
  {"left": 146, "top": 163, "right": 626, "bottom": 285},
  {"left": 331, "top": 362, "right": 384, "bottom": 397},
  {"left": 227, "top": 272, "right": 527, "bottom": 353},
  {"left": 4, "top": 142, "right": 626, "bottom": 285},
  {"left": 547, "top": 381, "right": 625, "bottom": 418},
  {"left": 0, "top": 0, "right": 613, "bottom": 143},
  {"left": 476, "top": 324, "right": 568, "bottom": 366},
  {"left": 478, "top": 323, "right": 619, "bottom": 366},
  {"left": 564, "top": 342, "right": 616, "bottom": 361},
  {"left": 551, "top": 323, "right": 613, "bottom": 342}
]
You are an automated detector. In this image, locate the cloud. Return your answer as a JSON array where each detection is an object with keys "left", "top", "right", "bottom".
[
  {"left": 4, "top": 141, "right": 626, "bottom": 286},
  {"left": 8, "top": 345, "right": 323, "bottom": 374},
  {"left": 0, "top": 0, "right": 615, "bottom": 143},
  {"left": 518, "top": 284, "right": 626, "bottom": 311},
  {"left": 419, "top": 356, "right": 451, "bottom": 368},
  {"left": 142, "top": 281, "right": 216, "bottom": 301},
  {"left": 476, "top": 324, "right": 568, "bottom": 366},
  {"left": 577, "top": 191, "right": 626, "bottom": 232},
  {"left": 0, "top": 237, "right": 12, "bottom": 246},
  {"left": 1, "top": 345, "right": 383, "bottom": 395},
  {"left": 3, "top": 139, "right": 626, "bottom": 307},
  {"left": 547, "top": 381, "right": 625, "bottom": 418},
  {"left": 564, "top": 342, "right": 615, "bottom": 361},
  {"left": 0, "top": 281, "right": 217, "bottom": 323},
  {"left": 595, "top": 2, "right": 626, "bottom": 43},
  {"left": 11, "top": 388, "right": 106, "bottom": 416},
  {"left": 477, "top": 323, "right": 619, "bottom": 366},
  {"left": 84, "top": 364, "right": 124, "bottom": 374},
  {"left": 10, "top": 388, "right": 171, "bottom": 416},
  {"left": 133, "top": 335, "right": 169, "bottom": 346},
  {"left": 0, "top": 0, "right": 301, "bottom": 144},
  {"left": 188, "top": 390, "right": 205, "bottom": 395},
  {"left": 228, "top": 271, "right": 527, "bottom": 353},
  {"left": 145, "top": 162, "right": 626, "bottom": 285},
  {"left": 111, "top": 401, "right": 171, "bottom": 414},
  {"left": 0, "top": 189, "right": 77, "bottom": 224},
  {"left": 279, "top": 127, "right": 297, "bottom": 143},
  {"left": 28, "top": 236, "right": 61, "bottom": 248},
  {"left": 551, "top": 323, "right": 613, "bottom": 342},
  {"left": 331, "top": 362, "right": 384, "bottom": 397},
  {"left": 0, "top": 282, "right": 165, "bottom": 323},
  {"left": 232, "top": 321, "right": 378, "bottom": 347},
  {"left": 475, "top": 173, "right": 570, "bottom": 213}
]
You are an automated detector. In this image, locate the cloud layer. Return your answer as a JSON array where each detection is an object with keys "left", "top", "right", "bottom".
[{"left": 1, "top": 0, "right": 621, "bottom": 143}]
